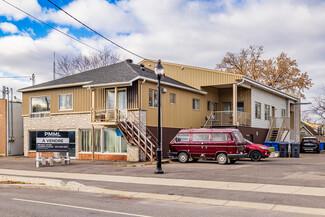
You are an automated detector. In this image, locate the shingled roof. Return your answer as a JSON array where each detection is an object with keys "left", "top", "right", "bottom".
[{"left": 19, "top": 60, "right": 206, "bottom": 94}]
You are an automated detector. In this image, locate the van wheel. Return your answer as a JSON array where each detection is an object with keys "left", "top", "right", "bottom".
[
  {"left": 216, "top": 153, "right": 228, "bottom": 165},
  {"left": 250, "top": 151, "right": 262, "bottom": 162},
  {"left": 178, "top": 152, "right": 189, "bottom": 163}
]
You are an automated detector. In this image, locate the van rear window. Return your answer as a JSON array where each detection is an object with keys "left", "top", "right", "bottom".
[
  {"left": 192, "top": 134, "right": 210, "bottom": 141},
  {"left": 175, "top": 134, "right": 190, "bottom": 142},
  {"left": 211, "top": 134, "right": 227, "bottom": 142}
]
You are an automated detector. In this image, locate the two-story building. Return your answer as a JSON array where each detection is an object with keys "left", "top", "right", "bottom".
[{"left": 19, "top": 59, "right": 299, "bottom": 161}]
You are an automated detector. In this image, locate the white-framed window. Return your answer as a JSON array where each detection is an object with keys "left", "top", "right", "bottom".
[
  {"left": 237, "top": 102, "right": 244, "bottom": 112},
  {"left": 103, "top": 128, "right": 127, "bottom": 153},
  {"left": 149, "top": 89, "right": 158, "bottom": 108},
  {"left": 59, "top": 93, "right": 73, "bottom": 111},
  {"left": 265, "top": 104, "right": 270, "bottom": 120},
  {"left": 80, "top": 128, "right": 127, "bottom": 154},
  {"left": 193, "top": 98, "right": 200, "bottom": 111},
  {"left": 281, "top": 109, "right": 286, "bottom": 117},
  {"left": 170, "top": 93, "right": 176, "bottom": 104},
  {"left": 30, "top": 96, "right": 50, "bottom": 118},
  {"left": 255, "top": 102, "right": 261, "bottom": 119},
  {"left": 80, "top": 129, "right": 101, "bottom": 152}
]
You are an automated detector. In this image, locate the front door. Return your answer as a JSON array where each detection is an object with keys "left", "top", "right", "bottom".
[
  {"left": 106, "top": 89, "right": 127, "bottom": 121},
  {"left": 272, "top": 106, "right": 275, "bottom": 119},
  {"left": 222, "top": 102, "right": 232, "bottom": 125},
  {"left": 68, "top": 131, "right": 76, "bottom": 157}
]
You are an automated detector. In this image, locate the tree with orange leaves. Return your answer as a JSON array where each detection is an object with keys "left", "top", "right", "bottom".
[{"left": 216, "top": 45, "right": 313, "bottom": 98}]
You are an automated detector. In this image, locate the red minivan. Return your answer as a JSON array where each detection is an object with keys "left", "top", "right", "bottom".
[{"left": 168, "top": 128, "right": 247, "bottom": 164}]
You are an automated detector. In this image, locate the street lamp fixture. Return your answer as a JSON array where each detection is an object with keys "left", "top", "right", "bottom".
[{"left": 154, "top": 59, "right": 164, "bottom": 174}]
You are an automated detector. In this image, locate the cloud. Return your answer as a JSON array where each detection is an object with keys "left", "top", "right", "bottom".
[
  {"left": 0, "top": 0, "right": 42, "bottom": 20},
  {"left": 0, "top": 0, "right": 325, "bottom": 105},
  {"left": 42, "top": 0, "right": 142, "bottom": 36},
  {"left": 0, "top": 22, "right": 19, "bottom": 34}
]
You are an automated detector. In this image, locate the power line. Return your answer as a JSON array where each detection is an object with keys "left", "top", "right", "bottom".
[
  {"left": 2, "top": 0, "right": 103, "bottom": 53},
  {"left": 47, "top": 0, "right": 146, "bottom": 60}
]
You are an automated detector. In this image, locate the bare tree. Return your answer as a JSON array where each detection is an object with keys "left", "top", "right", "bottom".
[
  {"left": 57, "top": 48, "right": 120, "bottom": 77},
  {"left": 309, "top": 87, "right": 325, "bottom": 124},
  {"left": 216, "top": 45, "right": 313, "bottom": 98}
]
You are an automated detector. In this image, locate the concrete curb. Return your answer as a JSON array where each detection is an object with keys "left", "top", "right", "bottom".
[{"left": 2, "top": 175, "right": 325, "bottom": 216}]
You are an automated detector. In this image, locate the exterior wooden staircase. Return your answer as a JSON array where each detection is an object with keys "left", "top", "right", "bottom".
[
  {"left": 266, "top": 117, "right": 290, "bottom": 142},
  {"left": 117, "top": 111, "right": 157, "bottom": 161}
]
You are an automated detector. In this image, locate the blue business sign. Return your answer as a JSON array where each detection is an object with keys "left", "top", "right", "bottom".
[{"left": 36, "top": 131, "right": 69, "bottom": 152}]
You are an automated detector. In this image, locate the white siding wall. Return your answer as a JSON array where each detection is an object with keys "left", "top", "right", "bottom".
[{"left": 251, "top": 87, "right": 289, "bottom": 129}]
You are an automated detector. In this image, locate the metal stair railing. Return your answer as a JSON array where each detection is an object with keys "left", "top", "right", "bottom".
[
  {"left": 275, "top": 117, "right": 290, "bottom": 142},
  {"left": 266, "top": 117, "right": 276, "bottom": 141},
  {"left": 117, "top": 110, "right": 157, "bottom": 161}
]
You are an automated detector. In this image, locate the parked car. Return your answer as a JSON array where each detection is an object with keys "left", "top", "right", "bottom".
[
  {"left": 244, "top": 139, "right": 270, "bottom": 161},
  {"left": 300, "top": 137, "right": 320, "bottom": 153},
  {"left": 168, "top": 128, "right": 247, "bottom": 164}
]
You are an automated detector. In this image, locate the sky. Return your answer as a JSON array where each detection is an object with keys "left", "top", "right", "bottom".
[{"left": 0, "top": 0, "right": 324, "bottom": 109}]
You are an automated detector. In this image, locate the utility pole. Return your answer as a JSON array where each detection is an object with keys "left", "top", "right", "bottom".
[
  {"left": 53, "top": 52, "right": 56, "bottom": 80},
  {"left": 0, "top": 74, "right": 35, "bottom": 86},
  {"left": 31, "top": 73, "right": 35, "bottom": 86}
]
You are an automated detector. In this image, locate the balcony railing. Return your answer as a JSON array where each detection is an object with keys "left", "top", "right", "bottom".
[
  {"left": 92, "top": 108, "right": 127, "bottom": 123},
  {"left": 204, "top": 111, "right": 251, "bottom": 128}
]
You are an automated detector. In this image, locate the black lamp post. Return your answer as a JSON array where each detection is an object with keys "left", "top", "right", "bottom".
[{"left": 154, "top": 59, "right": 164, "bottom": 174}]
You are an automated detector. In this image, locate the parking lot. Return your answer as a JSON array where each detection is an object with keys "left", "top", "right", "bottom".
[{"left": 1, "top": 152, "right": 325, "bottom": 188}]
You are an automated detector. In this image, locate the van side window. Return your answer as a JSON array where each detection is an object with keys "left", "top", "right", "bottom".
[
  {"left": 192, "top": 134, "right": 210, "bottom": 141},
  {"left": 175, "top": 134, "right": 190, "bottom": 142},
  {"left": 229, "top": 133, "right": 234, "bottom": 141},
  {"left": 211, "top": 134, "right": 227, "bottom": 142}
]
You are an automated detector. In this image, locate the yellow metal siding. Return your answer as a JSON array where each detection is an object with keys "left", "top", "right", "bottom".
[
  {"left": 142, "top": 82, "right": 219, "bottom": 129},
  {"left": 140, "top": 60, "right": 243, "bottom": 89},
  {"left": 22, "top": 86, "right": 91, "bottom": 116},
  {"left": 218, "top": 88, "right": 251, "bottom": 113}
]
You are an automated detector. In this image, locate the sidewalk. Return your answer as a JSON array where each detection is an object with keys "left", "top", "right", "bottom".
[
  {"left": 1, "top": 168, "right": 325, "bottom": 197},
  {"left": 2, "top": 168, "right": 325, "bottom": 216},
  {"left": 2, "top": 154, "right": 325, "bottom": 216}
]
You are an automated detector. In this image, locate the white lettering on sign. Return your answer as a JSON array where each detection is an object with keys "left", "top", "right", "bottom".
[
  {"left": 44, "top": 132, "right": 61, "bottom": 137},
  {"left": 36, "top": 138, "right": 69, "bottom": 144}
]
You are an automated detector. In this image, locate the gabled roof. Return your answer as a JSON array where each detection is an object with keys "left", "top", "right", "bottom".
[
  {"left": 18, "top": 60, "right": 206, "bottom": 94},
  {"left": 301, "top": 124, "right": 318, "bottom": 136}
]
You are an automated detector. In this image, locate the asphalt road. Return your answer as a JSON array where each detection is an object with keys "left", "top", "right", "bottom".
[
  {"left": 0, "top": 187, "right": 317, "bottom": 217},
  {"left": 1, "top": 153, "right": 325, "bottom": 216}
]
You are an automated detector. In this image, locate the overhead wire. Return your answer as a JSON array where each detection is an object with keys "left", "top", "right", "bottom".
[
  {"left": 47, "top": 0, "right": 146, "bottom": 60},
  {"left": 2, "top": 0, "right": 103, "bottom": 53}
]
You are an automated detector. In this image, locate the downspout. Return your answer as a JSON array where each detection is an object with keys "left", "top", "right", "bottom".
[
  {"left": 140, "top": 79, "right": 146, "bottom": 110},
  {"left": 235, "top": 77, "right": 246, "bottom": 127},
  {"left": 236, "top": 77, "right": 245, "bottom": 86},
  {"left": 11, "top": 88, "right": 14, "bottom": 143},
  {"left": 6, "top": 87, "right": 9, "bottom": 156},
  {"left": 139, "top": 79, "right": 146, "bottom": 161}
]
